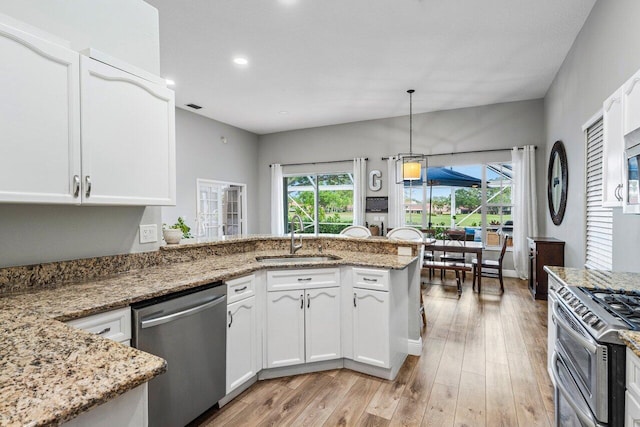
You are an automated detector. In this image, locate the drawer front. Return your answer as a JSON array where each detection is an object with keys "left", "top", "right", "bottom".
[
  {"left": 353, "top": 267, "right": 390, "bottom": 291},
  {"left": 66, "top": 307, "right": 131, "bottom": 343},
  {"left": 226, "top": 274, "right": 256, "bottom": 304},
  {"left": 267, "top": 268, "right": 340, "bottom": 291}
]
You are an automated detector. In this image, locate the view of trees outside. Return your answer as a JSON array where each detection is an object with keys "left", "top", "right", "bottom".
[
  {"left": 286, "top": 173, "right": 354, "bottom": 234},
  {"left": 404, "top": 163, "right": 512, "bottom": 244}
]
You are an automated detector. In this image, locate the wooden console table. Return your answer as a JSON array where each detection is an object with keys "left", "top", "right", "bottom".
[{"left": 527, "top": 237, "right": 565, "bottom": 300}]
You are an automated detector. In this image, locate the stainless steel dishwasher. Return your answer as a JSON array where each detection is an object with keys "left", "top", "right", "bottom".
[{"left": 132, "top": 283, "right": 226, "bottom": 427}]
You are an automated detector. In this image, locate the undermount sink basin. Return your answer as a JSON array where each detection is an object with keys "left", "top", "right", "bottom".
[{"left": 255, "top": 255, "right": 341, "bottom": 264}]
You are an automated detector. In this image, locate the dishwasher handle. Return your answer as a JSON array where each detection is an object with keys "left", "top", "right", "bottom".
[{"left": 140, "top": 294, "right": 226, "bottom": 329}]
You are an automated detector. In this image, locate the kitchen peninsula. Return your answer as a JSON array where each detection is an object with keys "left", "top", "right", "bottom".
[{"left": 0, "top": 235, "right": 421, "bottom": 426}]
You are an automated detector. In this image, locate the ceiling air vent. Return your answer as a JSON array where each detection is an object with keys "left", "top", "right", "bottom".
[{"left": 186, "top": 103, "right": 202, "bottom": 110}]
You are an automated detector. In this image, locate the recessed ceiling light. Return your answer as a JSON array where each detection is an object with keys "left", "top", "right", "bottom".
[
  {"left": 233, "top": 57, "right": 249, "bottom": 65},
  {"left": 279, "top": 111, "right": 289, "bottom": 115},
  {"left": 165, "top": 79, "right": 175, "bottom": 86}
]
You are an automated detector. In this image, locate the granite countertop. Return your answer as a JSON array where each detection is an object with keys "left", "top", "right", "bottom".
[
  {"left": 0, "top": 309, "right": 166, "bottom": 427},
  {"left": 0, "top": 243, "right": 417, "bottom": 426},
  {"left": 545, "top": 266, "right": 640, "bottom": 357}
]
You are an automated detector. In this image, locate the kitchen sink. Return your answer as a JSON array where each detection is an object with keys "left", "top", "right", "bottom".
[{"left": 255, "top": 255, "right": 341, "bottom": 264}]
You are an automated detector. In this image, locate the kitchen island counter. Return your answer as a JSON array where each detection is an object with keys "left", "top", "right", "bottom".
[{"left": 0, "top": 236, "right": 419, "bottom": 426}]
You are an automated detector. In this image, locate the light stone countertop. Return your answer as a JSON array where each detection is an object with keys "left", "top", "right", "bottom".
[
  {"left": 0, "top": 242, "right": 418, "bottom": 426},
  {"left": 545, "top": 266, "right": 640, "bottom": 358}
]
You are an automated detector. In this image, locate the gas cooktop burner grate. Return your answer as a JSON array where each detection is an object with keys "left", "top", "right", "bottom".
[{"left": 584, "top": 287, "right": 640, "bottom": 330}]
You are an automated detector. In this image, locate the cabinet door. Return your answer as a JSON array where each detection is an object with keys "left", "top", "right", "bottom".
[
  {"left": 603, "top": 88, "right": 625, "bottom": 207},
  {"left": 226, "top": 296, "right": 257, "bottom": 394},
  {"left": 305, "top": 287, "right": 341, "bottom": 363},
  {"left": 624, "top": 69, "right": 640, "bottom": 140},
  {"left": 80, "top": 56, "right": 176, "bottom": 205},
  {"left": 266, "top": 290, "right": 305, "bottom": 368},
  {"left": 0, "top": 21, "right": 81, "bottom": 204},
  {"left": 626, "top": 391, "right": 640, "bottom": 427},
  {"left": 353, "top": 288, "right": 389, "bottom": 368}
]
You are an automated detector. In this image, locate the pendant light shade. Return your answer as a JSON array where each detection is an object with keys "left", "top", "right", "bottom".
[
  {"left": 403, "top": 161, "right": 421, "bottom": 180},
  {"left": 395, "top": 89, "right": 427, "bottom": 183}
]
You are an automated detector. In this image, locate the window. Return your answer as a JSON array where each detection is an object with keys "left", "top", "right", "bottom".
[
  {"left": 196, "top": 179, "right": 247, "bottom": 239},
  {"left": 285, "top": 172, "right": 354, "bottom": 234},
  {"left": 585, "top": 118, "right": 613, "bottom": 270},
  {"left": 402, "top": 163, "right": 512, "bottom": 247}
]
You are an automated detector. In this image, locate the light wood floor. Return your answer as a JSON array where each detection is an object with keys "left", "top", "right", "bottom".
[{"left": 194, "top": 274, "right": 554, "bottom": 426}]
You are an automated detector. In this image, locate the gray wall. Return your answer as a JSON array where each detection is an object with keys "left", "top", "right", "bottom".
[
  {"left": 0, "top": 1, "right": 162, "bottom": 267},
  {"left": 543, "top": 0, "right": 640, "bottom": 271},
  {"left": 257, "top": 99, "right": 545, "bottom": 234},
  {"left": 162, "top": 108, "right": 260, "bottom": 234}
]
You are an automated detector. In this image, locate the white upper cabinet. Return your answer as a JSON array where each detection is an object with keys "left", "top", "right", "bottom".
[
  {"left": 602, "top": 88, "right": 625, "bottom": 207},
  {"left": 623, "top": 68, "right": 640, "bottom": 144},
  {"left": 0, "top": 21, "right": 81, "bottom": 204},
  {"left": 0, "top": 16, "right": 176, "bottom": 206},
  {"left": 80, "top": 56, "right": 176, "bottom": 205}
]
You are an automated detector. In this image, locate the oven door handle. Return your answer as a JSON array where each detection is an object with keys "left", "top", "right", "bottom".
[
  {"left": 552, "top": 305, "right": 597, "bottom": 354},
  {"left": 551, "top": 353, "right": 600, "bottom": 427}
]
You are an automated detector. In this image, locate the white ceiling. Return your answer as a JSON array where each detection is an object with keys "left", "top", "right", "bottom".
[{"left": 146, "top": 0, "right": 596, "bottom": 135}]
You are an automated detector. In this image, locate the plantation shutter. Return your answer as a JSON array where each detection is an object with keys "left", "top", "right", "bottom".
[{"left": 585, "top": 118, "right": 613, "bottom": 270}]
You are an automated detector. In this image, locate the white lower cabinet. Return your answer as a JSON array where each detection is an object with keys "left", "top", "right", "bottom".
[
  {"left": 265, "top": 270, "right": 341, "bottom": 369},
  {"left": 305, "top": 287, "right": 341, "bottom": 363},
  {"left": 627, "top": 347, "right": 640, "bottom": 426},
  {"left": 226, "top": 295, "right": 257, "bottom": 394},
  {"left": 353, "top": 288, "right": 389, "bottom": 368},
  {"left": 266, "top": 289, "right": 306, "bottom": 368}
]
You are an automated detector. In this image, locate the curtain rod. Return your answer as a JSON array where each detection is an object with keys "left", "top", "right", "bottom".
[
  {"left": 380, "top": 146, "right": 536, "bottom": 161},
  {"left": 269, "top": 157, "right": 368, "bottom": 168}
]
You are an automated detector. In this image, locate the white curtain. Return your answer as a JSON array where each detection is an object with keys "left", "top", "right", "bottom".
[
  {"left": 511, "top": 145, "right": 538, "bottom": 279},
  {"left": 352, "top": 158, "right": 367, "bottom": 226},
  {"left": 270, "top": 164, "right": 285, "bottom": 235},
  {"left": 387, "top": 157, "right": 405, "bottom": 228}
]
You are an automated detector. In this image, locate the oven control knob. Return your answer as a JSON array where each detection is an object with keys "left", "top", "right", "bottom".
[
  {"left": 591, "top": 319, "right": 603, "bottom": 330},
  {"left": 576, "top": 305, "right": 587, "bottom": 314}
]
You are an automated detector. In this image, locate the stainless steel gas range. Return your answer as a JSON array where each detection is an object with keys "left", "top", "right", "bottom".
[{"left": 548, "top": 276, "right": 639, "bottom": 427}]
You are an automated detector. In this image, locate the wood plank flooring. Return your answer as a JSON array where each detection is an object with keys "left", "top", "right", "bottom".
[{"left": 192, "top": 274, "right": 553, "bottom": 426}]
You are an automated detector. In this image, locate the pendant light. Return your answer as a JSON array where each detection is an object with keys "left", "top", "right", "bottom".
[{"left": 396, "top": 89, "right": 427, "bottom": 183}]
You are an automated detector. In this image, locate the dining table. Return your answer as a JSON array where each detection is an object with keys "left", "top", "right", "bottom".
[{"left": 423, "top": 238, "right": 485, "bottom": 292}]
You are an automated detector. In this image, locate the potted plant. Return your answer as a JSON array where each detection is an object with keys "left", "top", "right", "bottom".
[{"left": 163, "top": 217, "right": 193, "bottom": 244}]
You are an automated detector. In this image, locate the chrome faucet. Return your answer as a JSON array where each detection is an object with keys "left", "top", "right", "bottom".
[{"left": 290, "top": 214, "right": 304, "bottom": 254}]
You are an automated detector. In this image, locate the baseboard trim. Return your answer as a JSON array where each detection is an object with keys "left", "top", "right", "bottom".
[{"left": 408, "top": 337, "right": 422, "bottom": 355}]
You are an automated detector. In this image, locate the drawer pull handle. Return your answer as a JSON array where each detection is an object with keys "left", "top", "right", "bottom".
[
  {"left": 234, "top": 286, "right": 248, "bottom": 293},
  {"left": 363, "top": 277, "right": 378, "bottom": 282},
  {"left": 297, "top": 277, "right": 312, "bottom": 282},
  {"left": 97, "top": 327, "right": 111, "bottom": 335}
]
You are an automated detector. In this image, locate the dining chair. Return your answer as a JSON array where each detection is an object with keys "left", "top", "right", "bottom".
[
  {"left": 421, "top": 229, "right": 437, "bottom": 279},
  {"left": 386, "top": 227, "right": 427, "bottom": 327},
  {"left": 339, "top": 225, "right": 372, "bottom": 238},
  {"left": 472, "top": 235, "right": 511, "bottom": 293},
  {"left": 440, "top": 229, "right": 467, "bottom": 281}
]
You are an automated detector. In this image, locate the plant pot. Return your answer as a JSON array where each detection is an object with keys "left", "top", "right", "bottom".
[{"left": 163, "top": 229, "right": 182, "bottom": 244}]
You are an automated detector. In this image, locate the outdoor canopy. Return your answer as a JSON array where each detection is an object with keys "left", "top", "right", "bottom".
[{"left": 404, "top": 167, "right": 482, "bottom": 228}]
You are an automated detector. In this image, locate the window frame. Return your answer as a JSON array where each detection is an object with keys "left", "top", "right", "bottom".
[
  {"left": 283, "top": 170, "right": 355, "bottom": 235},
  {"left": 401, "top": 162, "right": 513, "bottom": 248}
]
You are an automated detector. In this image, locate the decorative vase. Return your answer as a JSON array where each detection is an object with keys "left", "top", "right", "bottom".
[{"left": 163, "top": 229, "right": 182, "bottom": 244}]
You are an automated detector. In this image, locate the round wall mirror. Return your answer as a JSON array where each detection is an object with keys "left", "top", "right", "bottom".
[{"left": 547, "top": 140, "right": 568, "bottom": 225}]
